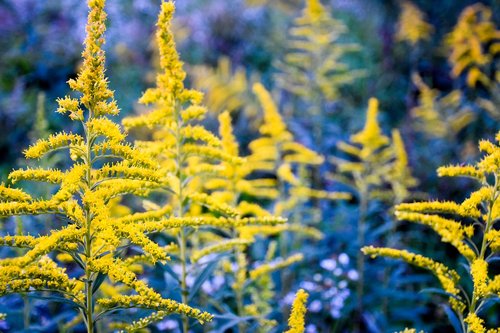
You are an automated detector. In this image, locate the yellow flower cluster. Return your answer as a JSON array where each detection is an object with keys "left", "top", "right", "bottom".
[
  {"left": 446, "top": 4, "right": 500, "bottom": 87},
  {"left": 334, "top": 97, "right": 417, "bottom": 203},
  {"left": 190, "top": 57, "right": 260, "bottom": 121},
  {"left": 249, "top": 253, "right": 304, "bottom": 280},
  {"left": 275, "top": 0, "right": 364, "bottom": 103},
  {"left": 97, "top": 295, "right": 213, "bottom": 324},
  {"left": 410, "top": 73, "right": 474, "bottom": 139},
  {"left": 284, "top": 289, "right": 309, "bottom": 333},
  {"left": 396, "top": 1, "right": 433, "bottom": 45}
]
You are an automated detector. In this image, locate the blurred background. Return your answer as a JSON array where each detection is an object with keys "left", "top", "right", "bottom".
[{"left": 0, "top": 0, "right": 498, "bottom": 332}]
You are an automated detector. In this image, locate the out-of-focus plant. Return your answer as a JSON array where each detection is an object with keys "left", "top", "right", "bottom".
[
  {"left": 190, "top": 57, "right": 260, "bottom": 122},
  {"left": 122, "top": 3, "right": 286, "bottom": 332},
  {"left": 244, "top": 0, "right": 302, "bottom": 13},
  {"left": 364, "top": 132, "right": 500, "bottom": 332},
  {"left": 244, "top": 83, "right": 351, "bottom": 330},
  {"left": 332, "top": 98, "right": 417, "bottom": 330},
  {"left": 0, "top": 1, "right": 216, "bottom": 332},
  {"left": 201, "top": 84, "right": 348, "bottom": 331},
  {"left": 275, "top": 0, "right": 364, "bottom": 146},
  {"left": 411, "top": 73, "right": 475, "bottom": 139},
  {"left": 446, "top": 3, "right": 499, "bottom": 88},
  {"left": 395, "top": 1, "right": 433, "bottom": 46}
]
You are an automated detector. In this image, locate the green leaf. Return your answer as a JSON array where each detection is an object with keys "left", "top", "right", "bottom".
[
  {"left": 441, "top": 304, "right": 464, "bottom": 333},
  {"left": 92, "top": 272, "right": 107, "bottom": 294},
  {"left": 188, "top": 256, "right": 221, "bottom": 302}
]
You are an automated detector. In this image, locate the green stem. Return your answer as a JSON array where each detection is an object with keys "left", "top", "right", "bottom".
[
  {"left": 83, "top": 121, "right": 94, "bottom": 333},
  {"left": 356, "top": 186, "right": 368, "bottom": 332},
  {"left": 174, "top": 103, "right": 189, "bottom": 333},
  {"left": 23, "top": 296, "right": 30, "bottom": 329},
  {"left": 236, "top": 286, "right": 246, "bottom": 333},
  {"left": 179, "top": 226, "right": 189, "bottom": 333}
]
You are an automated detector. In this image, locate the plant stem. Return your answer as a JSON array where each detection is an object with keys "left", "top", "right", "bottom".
[
  {"left": 356, "top": 186, "right": 368, "bottom": 332},
  {"left": 236, "top": 285, "right": 246, "bottom": 333},
  {"left": 84, "top": 121, "right": 94, "bottom": 333},
  {"left": 179, "top": 226, "right": 189, "bottom": 333},
  {"left": 174, "top": 104, "right": 189, "bottom": 333},
  {"left": 23, "top": 296, "right": 30, "bottom": 330}
]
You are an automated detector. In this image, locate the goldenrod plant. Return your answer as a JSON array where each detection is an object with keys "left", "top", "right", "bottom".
[
  {"left": 122, "top": 3, "right": 286, "bottom": 332},
  {"left": 248, "top": 83, "right": 350, "bottom": 319},
  {"left": 411, "top": 73, "right": 475, "bottom": 139},
  {"left": 363, "top": 133, "right": 500, "bottom": 332},
  {"left": 446, "top": 3, "right": 499, "bottom": 88},
  {"left": 250, "top": 82, "right": 351, "bottom": 217},
  {"left": 395, "top": 1, "right": 433, "bottom": 46},
  {"left": 332, "top": 98, "right": 417, "bottom": 328},
  {"left": 275, "top": 0, "right": 364, "bottom": 146},
  {"left": 0, "top": 1, "right": 215, "bottom": 332},
  {"left": 202, "top": 110, "right": 310, "bottom": 331},
  {"left": 284, "top": 289, "right": 309, "bottom": 333},
  {"left": 200, "top": 84, "right": 347, "bottom": 331},
  {"left": 190, "top": 57, "right": 259, "bottom": 120}
]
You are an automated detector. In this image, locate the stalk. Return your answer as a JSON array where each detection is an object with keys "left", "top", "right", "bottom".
[
  {"left": 235, "top": 284, "right": 246, "bottom": 333},
  {"left": 355, "top": 184, "right": 368, "bottom": 333},
  {"left": 174, "top": 104, "right": 190, "bottom": 333},
  {"left": 83, "top": 121, "right": 95, "bottom": 333}
]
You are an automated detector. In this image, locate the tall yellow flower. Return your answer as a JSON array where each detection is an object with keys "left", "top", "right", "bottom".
[{"left": 0, "top": 1, "right": 213, "bottom": 332}]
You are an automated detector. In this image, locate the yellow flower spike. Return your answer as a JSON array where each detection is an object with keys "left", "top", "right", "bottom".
[
  {"left": 276, "top": 0, "right": 364, "bottom": 104},
  {"left": 9, "top": 168, "right": 65, "bottom": 185},
  {"left": 304, "top": 0, "right": 325, "bottom": 21},
  {"left": 437, "top": 165, "right": 484, "bottom": 179},
  {"left": 470, "top": 259, "right": 489, "bottom": 299},
  {"left": 351, "top": 98, "right": 389, "bottom": 151},
  {"left": 191, "top": 239, "right": 252, "bottom": 263},
  {"left": 395, "top": 211, "right": 476, "bottom": 261},
  {"left": 24, "top": 132, "right": 84, "bottom": 159},
  {"left": 460, "top": 187, "right": 493, "bottom": 218},
  {"left": 0, "top": 185, "right": 32, "bottom": 202},
  {"left": 98, "top": 295, "right": 213, "bottom": 325},
  {"left": 396, "top": 1, "right": 433, "bottom": 45},
  {"left": 250, "top": 253, "right": 304, "bottom": 280},
  {"left": 396, "top": 201, "right": 462, "bottom": 216},
  {"left": 284, "top": 289, "right": 309, "bottom": 333},
  {"left": 218, "top": 111, "right": 239, "bottom": 156},
  {"left": 66, "top": 0, "right": 119, "bottom": 117},
  {"left": 485, "top": 230, "right": 500, "bottom": 252},
  {"left": 410, "top": 73, "right": 474, "bottom": 138},
  {"left": 86, "top": 117, "right": 125, "bottom": 143},
  {"left": 252, "top": 83, "right": 291, "bottom": 141}
]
